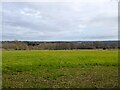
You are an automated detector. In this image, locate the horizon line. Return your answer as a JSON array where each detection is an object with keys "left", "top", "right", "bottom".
[{"left": 1, "top": 40, "right": 119, "bottom": 42}]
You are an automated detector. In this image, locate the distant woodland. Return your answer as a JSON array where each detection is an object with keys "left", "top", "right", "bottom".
[{"left": 1, "top": 41, "right": 119, "bottom": 50}]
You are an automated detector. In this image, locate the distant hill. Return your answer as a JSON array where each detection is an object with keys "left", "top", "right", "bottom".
[{"left": 2, "top": 40, "right": 119, "bottom": 50}]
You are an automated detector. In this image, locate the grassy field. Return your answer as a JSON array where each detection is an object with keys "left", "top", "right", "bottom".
[{"left": 2, "top": 50, "right": 118, "bottom": 88}]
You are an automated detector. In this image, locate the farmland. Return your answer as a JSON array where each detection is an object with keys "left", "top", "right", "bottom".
[{"left": 2, "top": 50, "right": 118, "bottom": 88}]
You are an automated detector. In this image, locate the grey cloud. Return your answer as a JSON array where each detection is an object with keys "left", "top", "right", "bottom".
[{"left": 2, "top": 1, "right": 118, "bottom": 41}]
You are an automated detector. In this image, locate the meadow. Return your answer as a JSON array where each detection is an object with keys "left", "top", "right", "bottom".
[{"left": 2, "top": 50, "right": 118, "bottom": 88}]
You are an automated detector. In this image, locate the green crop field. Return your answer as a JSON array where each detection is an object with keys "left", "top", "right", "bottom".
[{"left": 2, "top": 50, "right": 118, "bottom": 88}]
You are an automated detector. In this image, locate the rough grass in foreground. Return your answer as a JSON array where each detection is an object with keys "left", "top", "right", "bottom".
[{"left": 2, "top": 50, "right": 118, "bottom": 88}]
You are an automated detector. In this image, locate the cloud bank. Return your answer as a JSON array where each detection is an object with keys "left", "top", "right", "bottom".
[{"left": 2, "top": 0, "right": 118, "bottom": 41}]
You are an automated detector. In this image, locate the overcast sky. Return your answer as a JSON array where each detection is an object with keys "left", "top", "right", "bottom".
[{"left": 2, "top": 0, "right": 118, "bottom": 41}]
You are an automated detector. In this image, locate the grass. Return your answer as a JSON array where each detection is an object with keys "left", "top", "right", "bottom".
[{"left": 2, "top": 50, "right": 118, "bottom": 88}]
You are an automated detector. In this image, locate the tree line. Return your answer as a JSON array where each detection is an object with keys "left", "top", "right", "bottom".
[{"left": 1, "top": 41, "right": 119, "bottom": 50}]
